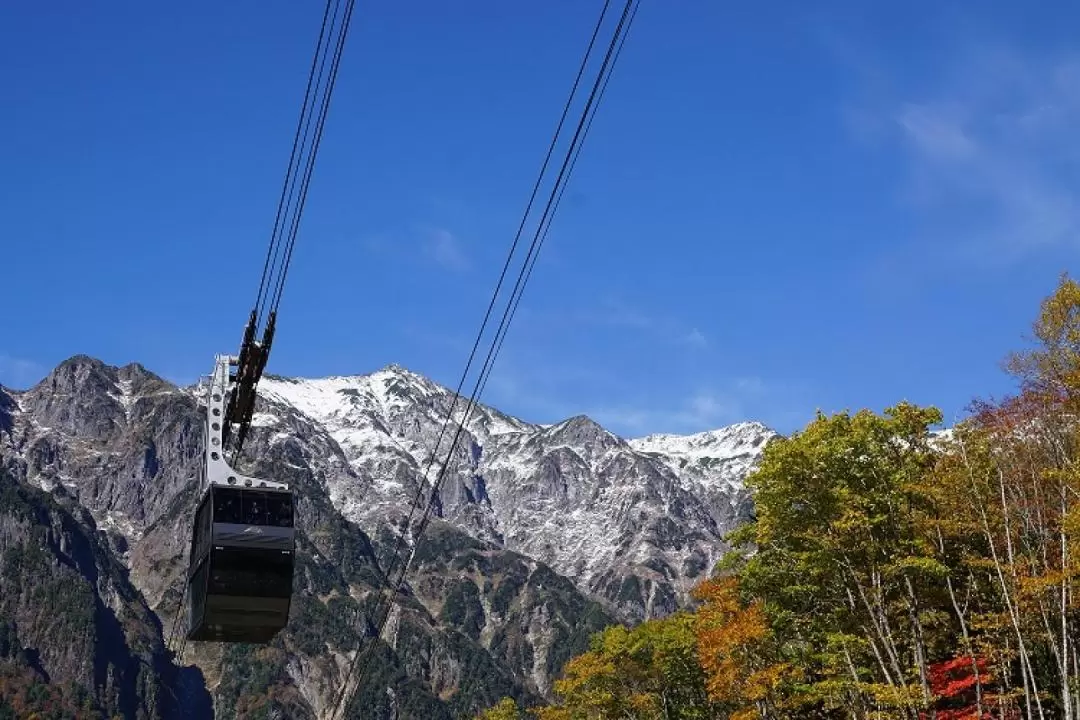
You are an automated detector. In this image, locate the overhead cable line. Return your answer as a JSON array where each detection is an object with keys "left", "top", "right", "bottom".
[
  {"left": 253, "top": 0, "right": 338, "bottom": 331},
  {"left": 226, "top": 0, "right": 357, "bottom": 459},
  {"left": 337, "top": 0, "right": 616, "bottom": 671},
  {"left": 403, "top": 0, "right": 639, "bottom": 613},
  {"left": 254, "top": 0, "right": 355, "bottom": 330},
  {"left": 477, "top": 0, "right": 640, "bottom": 404},
  {"left": 267, "top": 0, "right": 357, "bottom": 319},
  {"left": 328, "top": 2, "right": 640, "bottom": 717}
]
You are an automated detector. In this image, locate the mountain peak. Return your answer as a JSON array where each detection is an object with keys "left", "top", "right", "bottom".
[
  {"left": 372, "top": 362, "right": 431, "bottom": 385},
  {"left": 629, "top": 420, "right": 777, "bottom": 465},
  {"left": 116, "top": 362, "right": 170, "bottom": 389},
  {"left": 37, "top": 354, "right": 115, "bottom": 394},
  {"left": 542, "top": 413, "right": 623, "bottom": 450},
  {"left": 562, "top": 413, "right": 603, "bottom": 428},
  {"left": 6, "top": 353, "right": 773, "bottom": 674},
  {"left": 546, "top": 413, "right": 600, "bottom": 432},
  {"left": 54, "top": 353, "right": 109, "bottom": 374}
]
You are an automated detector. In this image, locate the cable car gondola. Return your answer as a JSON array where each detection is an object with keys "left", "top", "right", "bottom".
[{"left": 186, "top": 352, "right": 295, "bottom": 644}]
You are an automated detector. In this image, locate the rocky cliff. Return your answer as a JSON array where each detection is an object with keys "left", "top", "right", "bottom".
[{"left": 257, "top": 368, "right": 772, "bottom": 621}]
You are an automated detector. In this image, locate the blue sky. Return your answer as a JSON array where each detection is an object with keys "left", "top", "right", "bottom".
[{"left": 2, "top": 1, "right": 1079, "bottom": 437}]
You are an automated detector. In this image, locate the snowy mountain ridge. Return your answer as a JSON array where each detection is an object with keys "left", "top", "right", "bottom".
[{"left": 250, "top": 363, "right": 778, "bottom": 620}]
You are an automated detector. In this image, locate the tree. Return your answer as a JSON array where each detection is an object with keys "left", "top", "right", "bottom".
[
  {"left": 958, "top": 272, "right": 1080, "bottom": 720},
  {"left": 692, "top": 576, "right": 794, "bottom": 719},
  {"left": 733, "top": 402, "right": 949, "bottom": 717},
  {"left": 1005, "top": 272, "right": 1080, "bottom": 407},
  {"left": 920, "top": 654, "right": 1020, "bottom": 720},
  {"left": 476, "top": 697, "right": 525, "bottom": 720},
  {"left": 532, "top": 612, "right": 718, "bottom": 719}
]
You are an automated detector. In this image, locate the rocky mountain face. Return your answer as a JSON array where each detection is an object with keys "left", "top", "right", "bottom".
[
  {"left": 0, "top": 356, "right": 775, "bottom": 718},
  {"left": 0, "top": 468, "right": 196, "bottom": 719},
  {"left": 258, "top": 368, "right": 772, "bottom": 621}
]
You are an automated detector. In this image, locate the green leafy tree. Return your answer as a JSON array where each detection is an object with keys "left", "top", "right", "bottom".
[
  {"left": 476, "top": 696, "right": 525, "bottom": 720},
  {"left": 533, "top": 612, "right": 718, "bottom": 719},
  {"left": 729, "top": 402, "right": 947, "bottom": 718}
]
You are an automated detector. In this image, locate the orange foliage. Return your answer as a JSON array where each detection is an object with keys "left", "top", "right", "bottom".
[{"left": 692, "top": 576, "right": 790, "bottom": 712}]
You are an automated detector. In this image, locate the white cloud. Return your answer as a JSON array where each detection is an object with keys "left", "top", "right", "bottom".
[
  {"left": 588, "top": 374, "right": 782, "bottom": 437},
  {"left": 855, "top": 43, "right": 1080, "bottom": 262},
  {"left": 360, "top": 225, "right": 471, "bottom": 272},
  {"left": 897, "top": 103, "right": 978, "bottom": 162},
  {"left": 487, "top": 376, "right": 577, "bottom": 422},
  {"left": 582, "top": 297, "right": 656, "bottom": 330},
  {"left": 589, "top": 389, "right": 744, "bottom": 436},
  {"left": 482, "top": 360, "right": 613, "bottom": 422},
  {"left": 681, "top": 328, "right": 709, "bottom": 349},
  {"left": 399, "top": 324, "right": 470, "bottom": 354},
  {"left": 424, "top": 228, "right": 470, "bottom": 271},
  {"left": 360, "top": 233, "right": 390, "bottom": 255},
  {"left": 579, "top": 297, "right": 708, "bottom": 349},
  {"left": 484, "top": 348, "right": 815, "bottom": 437}
]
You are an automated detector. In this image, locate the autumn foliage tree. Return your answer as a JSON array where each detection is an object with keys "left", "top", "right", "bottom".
[
  {"left": 729, "top": 400, "right": 958, "bottom": 718},
  {"left": 691, "top": 576, "right": 794, "bottom": 719},
  {"left": 921, "top": 654, "right": 1020, "bottom": 720},
  {"left": 938, "top": 273, "right": 1080, "bottom": 720}
]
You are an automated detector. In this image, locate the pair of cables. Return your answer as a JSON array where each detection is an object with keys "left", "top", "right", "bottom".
[
  {"left": 328, "top": 2, "right": 641, "bottom": 718},
  {"left": 253, "top": 0, "right": 357, "bottom": 341},
  {"left": 226, "top": 0, "right": 357, "bottom": 461}
]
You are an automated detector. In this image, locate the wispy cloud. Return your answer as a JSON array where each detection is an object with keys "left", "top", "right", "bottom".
[
  {"left": 482, "top": 359, "right": 616, "bottom": 421},
  {"left": 423, "top": 228, "right": 470, "bottom": 272},
  {"left": 680, "top": 328, "right": 709, "bottom": 349},
  {"left": 482, "top": 369, "right": 575, "bottom": 421},
  {"left": 359, "top": 224, "right": 471, "bottom": 272},
  {"left": 399, "top": 323, "right": 472, "bottom": 356},
  {"left": 0, "top": 354, "right": 45, "bottom": 390},
  {"left": 588, "top": 298, "right": 656, "bottom": 330},
  {"left": 844, "top": 40, "right": 1080, "bottom": 263},
  {"left": 613, "top": 377, "right": 819, "bottom": 437},
  {"left": 486, "top": 351, "right": 801, "bottom": 437},
  {"left": 360, "top": 233, "right": 390, "bottom": 255},
  {"left": 589, "top": 384, "right": 761, "bottom": 437},
  {"left": 578, "top": 297, "right": 709, "bottom": 349}
]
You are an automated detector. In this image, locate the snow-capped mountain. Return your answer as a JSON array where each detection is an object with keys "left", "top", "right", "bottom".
[{"left": 255, "top": 364, "right": 776, "bottom": 620}]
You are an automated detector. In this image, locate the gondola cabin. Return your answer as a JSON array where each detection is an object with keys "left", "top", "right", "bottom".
[{"left": 186, "top": 483, "right": 295, "bottom": 643}]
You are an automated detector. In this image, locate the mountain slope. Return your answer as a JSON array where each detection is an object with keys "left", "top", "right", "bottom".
[
  {"left": 0, "top": 466, "right": 194, "bottom": 718},
  {"left": 258, "top": 367, "right": 776, "bottom": 621}
]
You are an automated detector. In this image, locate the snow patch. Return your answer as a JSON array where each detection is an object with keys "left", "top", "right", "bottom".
[
  {"left": 251, "top": 412, "right": 280, "bottom": 428},
  {"left": 108, "top": 379, "right": 137, "bottom": 423}
]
